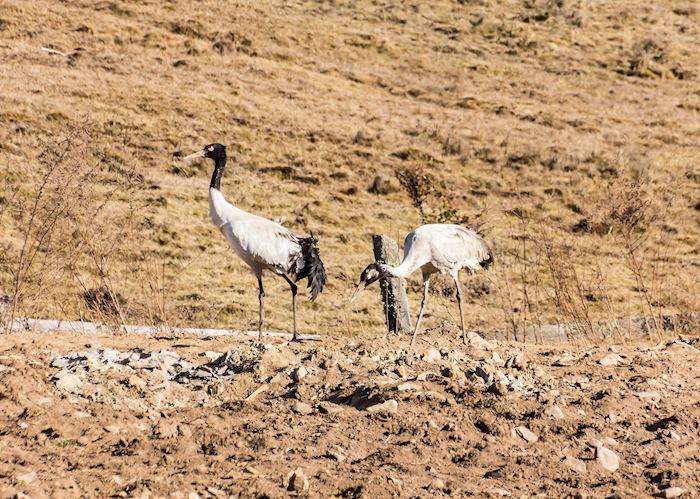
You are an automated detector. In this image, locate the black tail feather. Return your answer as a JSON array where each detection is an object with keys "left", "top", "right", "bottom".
[{"left": 297, "top": 234, "right": 326, "bottom": 301}]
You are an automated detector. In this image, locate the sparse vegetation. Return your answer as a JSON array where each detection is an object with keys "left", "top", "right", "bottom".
[{"left": 0, "top": 0, "right": 698, "bottom": 337}]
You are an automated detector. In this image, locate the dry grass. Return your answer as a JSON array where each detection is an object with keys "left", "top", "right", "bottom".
[{"left": 0, "top": 0, "right": 699, "bottom": 335}]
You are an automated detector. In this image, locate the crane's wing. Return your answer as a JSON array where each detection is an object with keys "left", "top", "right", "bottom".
[
  {"left": 227, "top": 217, "right": 301, "bottom": 273},
  {"left": 432, "top": 225, "right": 493, "bottom": 271}
]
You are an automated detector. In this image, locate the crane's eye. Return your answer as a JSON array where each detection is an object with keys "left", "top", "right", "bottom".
[{"left": 207, "top": 146, "right": 214, "bottom": 152}]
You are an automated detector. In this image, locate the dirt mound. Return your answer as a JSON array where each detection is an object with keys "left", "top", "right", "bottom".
[{"left": 1, "top": 331, "right": 698, "bottom": 496}]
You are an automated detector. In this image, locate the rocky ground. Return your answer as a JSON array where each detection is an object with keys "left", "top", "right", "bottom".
[{"left": 0, "top": 329, "right": 699, "bottom": 497}]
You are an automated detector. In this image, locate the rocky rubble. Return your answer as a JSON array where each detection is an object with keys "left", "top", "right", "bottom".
[{"left": 9, "top": 333, "right": 692, "bottom": 496}]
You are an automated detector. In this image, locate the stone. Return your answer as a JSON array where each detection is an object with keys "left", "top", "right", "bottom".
[
  {"left": 397, "top": 382, "right": 418, "bottom": 392},
  {"left": 664, "top": 341, "right": 699, "bottom": 355},
  {"left": 204, "top": 351, "right": 223, "bottom": 361},
  {"left": 366, "top": 399, "right": 398, "bottom": 415},
  {"left": 287, "top": 467, "right": 309, "bottom": 492},
  {"left": 17, "top": 470, "right": 37, "bottom": 484},
  {"left": 104, "top": 425, "right": 121, "bottom": 434},
  {"left": 544, "top": 405, "right": 565, "bottom": 419},
  {"left": 563, "top": 456, "right": 586, "bottom": 473},
  {"left": 596, "top": 446, "right": 620, "bottom": 472},
  {"left": 318, "top": 402, "right": 344, "bottom": 415},
  {"left": 491, "top": 352, "right": 503, "bottom": 366},
  {"left": 505, "top": 353, "right": 526, "bottom": 369},
  {"left": 128, "top": 374, "right": 146, "bottom": 389},
  {"left": 515, "top": 426, "right": 538, "bottom": 443},
  {"left": 423, "top": 348, "right": 441, "bottom": 363},
  {"left": 553, "top": 353, "right": 576, "bottom": 367},
  {"left": 430, "top": 478, "right": 446, "bottom": 491},
  {"left": 635, "top": 390, "right": 661, "bottom": 400},
  {"left": 598, "top": 353, "right": 624, "bottom": 366},
  {"left": 602, "top": 436, "right": 618, "bottom": 447},
  {"left": 292, "top": 401, "right": 313, "bottom": 415},
  {"left": 54, "top": 371, "right": 83, "bottom": 394},
  {"left": 663, "top": 487, "right": 687, "bottom": 498},
  {"left": 466, "top": 332, "right": 493, "bottom": 350},
  {"left": 291, "top": 365, "right": 308, "bottom": 382}
]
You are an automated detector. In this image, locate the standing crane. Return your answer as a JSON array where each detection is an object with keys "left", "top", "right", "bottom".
[
  {"left": 184, "top": 143, "right": 326, "bottom": 341},
  {"left": 351, "top": 224, "right": 493, "bottom": 346}
]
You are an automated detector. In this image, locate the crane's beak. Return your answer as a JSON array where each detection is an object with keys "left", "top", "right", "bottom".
[
  {"left": 183, "top": 150, "right": 205, "bottom": 161},
  {"left": 350, "top": 281, "right": 366, "bottom": 303}
]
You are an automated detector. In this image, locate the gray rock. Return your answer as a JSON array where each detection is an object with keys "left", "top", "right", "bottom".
[
  {"left": 634, "top": 390, "right": 661, "bottom": 400},
  {"left": 366, "top": 399, "right": 398, "bottom": 415},
  {"left": 544, "top": 405, "right": 565, "bottom": 419},
  {"left": 598, "top": 353, "right": 624, "bottom": 366},
  {"left": 292, "top": 401, "right": 313, "bottom": 415},
  {"left": 54, "top": 371, "right": 83, "bottom": 394},
  {"left": 596, "top": 446, "right": 620, "bottom": 472},
  {"left": 663, "top": 487, "right": 687, "bottom": 498},
  {"left": 466, "top": 332, "right": 493, "bottom": 350},
  {"left": 16, "top": 470, "right": 37, "bottom": 484},
  {"left": 515, "top": 426, "right": 538, "bottom": 443},
  {"left": 563, "top": 456, "right": 586, "bottom": 473},
  {"left": 553, "top": 353, "right": 576, "bottom": 367},
  {"left": 291, "top": 365, "right": 308, "bottom": 382},
  {"left": 397, "top": 382, "right": 418, "bottom": 392},
  {"left": 423, "top": 348, "right": 441, "bottom": 363}
]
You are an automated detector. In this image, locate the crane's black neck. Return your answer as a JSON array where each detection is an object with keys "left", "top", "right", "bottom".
[{"left": 209, "top": 154, "right": 227, "bottom": 190}]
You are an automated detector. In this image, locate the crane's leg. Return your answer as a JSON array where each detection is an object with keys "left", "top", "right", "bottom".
[
  {"left": 257, "top": 276, "right": 265, "bottom": 342},
  {"left": 453, "top": 273, "right": 467, "bottom": 344},
  {"left": 410, "top": 274, "right": 431, "bottom": 347},
  {"left": 282, "top": 275, "right": 299, "bottom": 341}
]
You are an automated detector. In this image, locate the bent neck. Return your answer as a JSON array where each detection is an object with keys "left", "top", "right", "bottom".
[
  {"left": 379, "top": 262, "right": 408, "bottom": 279},
  {"left": 209, "top": 154, "right": 227, "bottom": 190}
]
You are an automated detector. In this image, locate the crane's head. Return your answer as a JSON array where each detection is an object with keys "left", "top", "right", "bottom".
[
  {"left": 350, "top": 263, "right": 389, "bottom": 302},
  {"left": 184, "top": 143, "right": 226, "bottom": 163}
]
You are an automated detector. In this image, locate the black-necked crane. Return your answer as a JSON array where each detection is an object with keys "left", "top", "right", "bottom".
[
  {"left": 351, "top": 224, "right": 493, "bottom": 346},
  {"left": 184, "top": 143, "right": 326, "bottom": 341}
]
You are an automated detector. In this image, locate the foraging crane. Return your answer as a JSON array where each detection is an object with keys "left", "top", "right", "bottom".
[
  {"left": 351, "top": 224, "right": 493, "bottom": 346},
  {"left": 184, "top": 143, "right": 326, "bottom": 341}
]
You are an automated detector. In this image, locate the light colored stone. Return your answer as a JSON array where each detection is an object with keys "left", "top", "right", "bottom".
[
  {"left": 515, "top": 426, "right": 538, "bottom": 443},
  {"left": 366, "top": 399, "right": 398, "bottom": 415},
  {"left": 466, "top": 332, "right": 493, "bottom": 350},
  {"left": 292, "top": 401, "right": 313, "bottom": 415},
  {"left": 291, "top": 365, "right": 308, "bottom": 382},
  {"left": 104, "top": 424, "right": 121, "bottom": 434},
  {"left": 596, "top": 446, "right": 620, "bottom": 472},
  {"left": 423, "top": 348, "right": 441, "bottom": 363},
  {"left": 598, "top": 353, "right": 624, "bottom": 366},
  {"left": 397, "top": 382, "right": 418, "bottom": 392},
  {"left": 318, "top": 402, "right": 344, "bottom": 415},
  {"left": 544, "top": 405, "right": 565, "bottom": 419},
  {"left": 553, "top": 353, "right": 576, "bottom": 367},
  {"left": 664, "top": 341, "right": 699, "bottom": 355},
  {"left": 54, "top": 372, "right": 83, "bottom": 394},
  {"left": 17, "top": 471, "right": 37, "bottom": 484},
  {"left": 563, "top": 456, "right": 586, "bottom": 473},
  {"left": 602, "top": 436, "right": 618, "bottom": 447},
  {"left": 128, "top": 374, "right": 146, "bottom": 389},
  {"left": 635, "top": 390, "right": 661, "bottom": 400},
  {"left": 491, "top": 352, "right": 503, "bottom": 366},
  {"left": 203, "top": 351, "right": 223, "bottom": 361},
  {"left": 664, "top": 487, "right": 687, "bottom": 498}
]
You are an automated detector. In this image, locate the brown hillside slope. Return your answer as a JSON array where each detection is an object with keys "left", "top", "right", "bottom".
[{"left": 0, "top": 0, "right": 699, "bottom": 335}]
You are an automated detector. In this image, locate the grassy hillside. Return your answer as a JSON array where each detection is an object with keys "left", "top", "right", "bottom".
[{"left": 1, "top": 0, "right": 698, "bottom": 336}]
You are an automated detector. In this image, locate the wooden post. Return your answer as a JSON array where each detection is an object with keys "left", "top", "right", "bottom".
[{"left": 372, "top": 235, "right": 412, "bottom": 334}]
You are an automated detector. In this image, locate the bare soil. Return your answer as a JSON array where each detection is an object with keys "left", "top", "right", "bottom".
[{"left": 1, "top": 330, "right": 698, "bottom": 497}]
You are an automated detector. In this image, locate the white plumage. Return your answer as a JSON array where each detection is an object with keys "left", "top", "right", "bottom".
[
  {"left": 353, "top": 223, "right": 493, "bottom": 345},
  {"left": 186, "top": 143, "right": 326, "bottom": 341}
]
